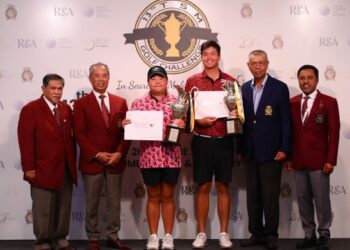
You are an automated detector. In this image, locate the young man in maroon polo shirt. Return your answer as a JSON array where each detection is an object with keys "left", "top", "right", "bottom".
[{"left": 185, "top": 40, "right": 235, "bottom": 249}]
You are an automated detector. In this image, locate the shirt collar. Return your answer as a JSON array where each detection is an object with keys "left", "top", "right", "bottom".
[
  {"left": 147, "top": 92, "right": 170, "bottom": 102},
  {"left": 302, "top": 89, "right": 318, "bottom": 100},
  {"left": 43, "top": 95, "right": 56, "bottom": 111},
  {"left": 200, "top": 70, "right": 223, "bottom": 80},
  {"left": 93, "top": 90, "right": 109, "bottom": 101},
  {"left": 251, "top": 74, "right": 268, "bottom": 89}
]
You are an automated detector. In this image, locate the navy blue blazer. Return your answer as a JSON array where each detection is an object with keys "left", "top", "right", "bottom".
[{"left": 240, "top": 74, "right": 291, "bottom": 163}]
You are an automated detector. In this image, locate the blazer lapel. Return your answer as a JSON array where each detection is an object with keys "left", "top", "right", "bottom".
[
  {"left": 39, "top": 97, "right": 62, "bottom": 133},
  {"left": 88, "top": 92, "right": 109, "bottom": 128},
  {"left": 295, "top": 95, "right": 303, "bottom": 127},
  {"left": 255, "top": 76, "right": 271, "bottom": 116},
  {"left": 245, "top": 80, "right": 255, "bottom": 115},
  {"left": 304, "top": 90, "right": 321, "bottom": 126}
]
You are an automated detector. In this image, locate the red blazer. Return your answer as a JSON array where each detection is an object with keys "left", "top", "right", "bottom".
[
  {"left": 73, "top": 92, "right": 130, "bottom": 174},
  {"left": 17, "top": 96, "right": 77, "bottom": 190},
  {"left": 290, "top": 91, "right": 340, "bottom": 170}
]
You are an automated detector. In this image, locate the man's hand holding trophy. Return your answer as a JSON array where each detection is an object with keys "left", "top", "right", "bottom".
[{"left": 221, "top": 75, "right": 245, "bottom": 135}]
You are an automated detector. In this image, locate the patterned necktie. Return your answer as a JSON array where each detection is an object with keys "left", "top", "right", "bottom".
[
  {"left": 301, "top": 96, "right": 310, "bottom": 122},
  {"left": 99, "top": 95, "right": 110, "bottom": 127},
  {"left": 53, "top": 107, "right": 62, "bottom": 127}
]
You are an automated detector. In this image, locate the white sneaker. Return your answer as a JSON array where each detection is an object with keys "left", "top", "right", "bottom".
[
  {"left": 192, "top": 232, "right": 207, "bottom": 248},
  {"left": 147, "top": 234, "right": 159, "bottom": 250},
  {"left": 162, "top": 233, "right": 174, "bottom": 249},
  {"left": 219, "top": 232, "right": 233, "bottom": 248}
]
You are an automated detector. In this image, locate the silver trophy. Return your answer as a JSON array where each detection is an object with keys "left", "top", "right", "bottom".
[
  {"left": 221, "top": 76, "right": 244, "bottom": 135},
  {"left": 165, "top": 85, "right": 189, "bottom": 144}
]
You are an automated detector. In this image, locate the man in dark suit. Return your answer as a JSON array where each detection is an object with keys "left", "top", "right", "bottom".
[
  {"left": 239, "top": 50, "right": 291, "bottom": 250},
  {"left": 73, "top": 63, "right": 130, "bottom": 250},
  {"left": 18, "top": 74, "right": 77, "bottom": 250},
  {"left": 285, "top": 65, "right": 340, "bottom": 250}
]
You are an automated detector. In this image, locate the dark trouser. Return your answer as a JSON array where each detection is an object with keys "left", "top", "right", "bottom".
[
  {"left": 83, "top": 171, "right": 122, "bottom": 241},
  {"left": 294, "top": 169, "right": 332, "bottom": 238},
  {"left": 244, "top": 157, "right": 282, "bottom": 239},
  {"left": 31, "top": 173, "right": 73, "bottom": 250}
]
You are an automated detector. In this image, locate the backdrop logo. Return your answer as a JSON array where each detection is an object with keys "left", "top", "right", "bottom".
[
  {"left": 290, "top": 5, "right": 310, "bottom": 15},
  {"left": 176, "top": 208, "right": 188, "bottom": 222},
  {"left": 22, "top": 67, "right": 33, "bottom": 82},
  {"left": 54, "top": 7, "right": 73, "bottom": 17},
  {"left": 324, "top": 65, "right": 336, "bottom": 80},
  {"left": 330, "top": 185, "right": 346, "bottom": 195},
  {"left": 5, "top": 4, "right": 17, "bottom": 20},
  {"left": 280, "top": 183, "right": 292, "bottom": 198},
  {"left": 180, "top": 185, "right": 196, "bottom": 196},
  {"left": 134, "top": 183, "right": 146, "bottom": 198},
  {"left": 272, "top": 35, "right": 284, "bottom": 49},
  {"left": 83, "top": 6, "right": 95, "bottom": 18},
  {"left": 343, "top": 128, "right": 350, "bottom": 139},
  {"left": 25, "top": 209, "right": 33, "bottom": 224},
  {"left": 241, "top": 3, "right": 253, "bottom": 18},
  {"left": 319, "top": 37, "right": 338, "bottom": 47},
  {"left": 230, "top": 209, "right": 243, "bottom": 222},
  {"left": 13, "top": 159, "right": 22, "bottom": 170},
  {"left": 18, "top": 39, "right": 37, "bottom": 49},
  {"left": 124, "top": 0, "right": 218, "bottom": 74}
]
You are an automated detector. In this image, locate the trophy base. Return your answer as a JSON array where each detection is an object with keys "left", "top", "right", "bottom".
[
  {"left": 226, "top": 117, "right": 243, "bottom": 135},
  {"left": 164, "top": 124, "right": 183, "bottom": 144}
]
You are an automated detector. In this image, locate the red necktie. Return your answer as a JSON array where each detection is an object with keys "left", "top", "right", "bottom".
[
  {"left": 301, "top": 96, "right": 310, "bottom": 122},
  {"left": 99, "top": 95, "right": 110, "bottom": 127},
  {"left": 53, "top": 107, "right": 62, "bottom": 127}
]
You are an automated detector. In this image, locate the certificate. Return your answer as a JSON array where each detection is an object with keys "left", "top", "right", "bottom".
[
  {"left": 124, "top": 111, "right": 163, "bottom": 141},
  {"left": 194, "top": 91, "right": 228, "bottom": 119}
]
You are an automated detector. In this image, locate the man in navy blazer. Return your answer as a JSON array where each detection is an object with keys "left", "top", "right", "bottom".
[{"left": 239, "top": 50, "right": 291, "bottom": 250}]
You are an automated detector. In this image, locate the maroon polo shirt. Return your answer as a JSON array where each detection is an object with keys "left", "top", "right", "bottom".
[{"left": 185, "top": 70, "right": 235, "bottom": 137}]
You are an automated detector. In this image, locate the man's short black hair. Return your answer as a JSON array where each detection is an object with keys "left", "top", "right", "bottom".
[
  {"left": 42, "top": 74, "right": 65, "bottom": 87},
  {"left": 297, "top": 65, "right": 319, "bottom": 79},
  {"left": 200, "top": 40, "right": 221, "bottom": 55}
]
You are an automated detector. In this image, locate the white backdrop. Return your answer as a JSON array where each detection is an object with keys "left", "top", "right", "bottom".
[{"left": 0, "top": 0, "right": 350, "bottom": 240}]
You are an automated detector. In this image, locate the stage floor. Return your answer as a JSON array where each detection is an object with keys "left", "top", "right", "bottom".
[{"left": 0, "top": 239, "right": 349, "bottom": 250}]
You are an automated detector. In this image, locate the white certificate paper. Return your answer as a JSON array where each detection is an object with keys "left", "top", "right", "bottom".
[
  {"left": 194, "top": 91, "right": 228, "bottom": 119},
  {"left": 125, "top": 111, "right": 163, "bottom": 141}
]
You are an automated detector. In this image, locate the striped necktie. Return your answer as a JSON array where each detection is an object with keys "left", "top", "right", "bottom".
[{"left": 99, "top": 95, "right": 110, "bottom": 127}]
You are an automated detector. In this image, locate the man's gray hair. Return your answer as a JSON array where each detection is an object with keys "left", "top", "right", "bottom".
[
  {"left": 89, "top": 62, "right": 110, "bottom": 75},
  {"left": 248, "top": 50, "right": 268, "bottom": 60}
]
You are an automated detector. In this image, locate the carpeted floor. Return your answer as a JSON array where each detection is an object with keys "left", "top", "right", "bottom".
[{"left": 0, "top": 239, "right": 349, "bottom": 250}]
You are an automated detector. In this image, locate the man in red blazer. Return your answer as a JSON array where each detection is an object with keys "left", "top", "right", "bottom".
[
  {"left": 73, "top": 63, "right": 130, "bottom": 250},
  {"left": 285, "top": 65, "right": 340, "bottom": 250},
  {"left": 18, "top": 74, "right": 77, "bottom": 250}
]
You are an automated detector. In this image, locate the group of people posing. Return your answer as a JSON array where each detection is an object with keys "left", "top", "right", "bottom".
[{"left": 18, "top": 40, "right": 340, "bottom": 250}]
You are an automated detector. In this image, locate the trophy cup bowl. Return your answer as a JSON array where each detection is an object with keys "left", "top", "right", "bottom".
[
  {"left": 158, "top": 13, "right": 186, "bottom": 57},
  {"left": 165, "top": 85, "right": 188, "bottom": 144},
  {"left": 222, "top": 80, "right": 243, "bottom": 135}
]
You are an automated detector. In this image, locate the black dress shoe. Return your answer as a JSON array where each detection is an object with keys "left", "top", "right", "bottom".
[
  {"left": 317, "top": 236, "right": 330, "bottom": 250},
  {"left": 265, "top": 238, "right": 278, "bottom": 250},
  {"left": 240, "top": 235, "right": 264, "bottom": 247},
  {"left": 296, "top": 236, "right": 317, "bottom": 249}
]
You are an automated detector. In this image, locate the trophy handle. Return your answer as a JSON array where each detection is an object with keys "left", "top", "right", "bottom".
[
  {"left": 190, "top": 86, "right": 199, "bottom": 98},
  {"left": 180, "top": 21, "right": 187, "bottom": 32},
  {"left": 157, "top": 22, "right": 166, "bottom": 33}
]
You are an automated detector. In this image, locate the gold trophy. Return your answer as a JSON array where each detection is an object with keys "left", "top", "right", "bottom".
[
  {"left": 158, "top": 13, "right": 186, "bottom": 57},
  {"left": 165, "top": 85, "right": 189, "bottom": 144},
  {"left": 221, "top": 76, "right": 245, "bottom": 135}
]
